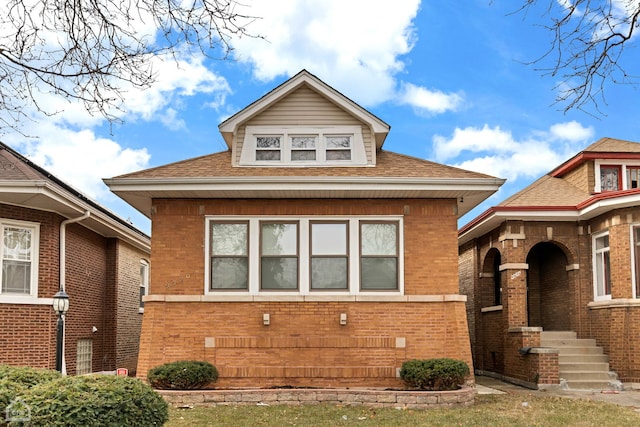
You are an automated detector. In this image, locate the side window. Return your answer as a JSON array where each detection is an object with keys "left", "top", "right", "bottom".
[
  {"left": 360, "top": 222, "right": 398, "bottom": 290},
  {"left": 627, "top": 167, "right": 640, "bottom": 189},
  {"left": 210, "top": 222, "right": 249, "bottom": 290},
  {"left": 634, "top": 227, "right": 640, "bottom": 298},
  {"left": 0, "top": 222, "right": 38, "bottom": 297},
  {"left": 310, "top": 222, "right": 348, "bottom": 290},
  {"left": 325, "top": 135, "right": 352, "bottom": 161},
  {"left": 255, "top": 136, "right": 282, "bottom": 161},
  {"left": 260, "top": 222, "right": 298, "bottom": 290},
  {"left": 593, "top": 233, "right": 611, "bottom": 300},
  {"left": 139, "top": 260, "right": 149, "bottom": 312}
]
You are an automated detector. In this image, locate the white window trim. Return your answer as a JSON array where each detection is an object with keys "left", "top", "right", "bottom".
[
  {"left": 592, "top": 231, "right": 612, "bottom": 301},
  {"left": 139, "top": 259, "right": 149, "bottom": 313},
  {"left": 594, "top": 159, "right": 640, "bottom": 192},
  {"left": 204, "top": 216, "right": 404, "bottom": 296},
  {"left": 630, "top": 224, "right": 640, "bottom": 299},
  {"left": 239, "top": 126, "right": 368, "bottom": 166},
  {"left": 0, "top": 219, "right": 40, "bottom": 304}
]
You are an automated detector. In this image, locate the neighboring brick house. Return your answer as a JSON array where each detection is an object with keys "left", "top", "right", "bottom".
[
  {"left": 459, "top": 137, "right": 640, "bottom": 389},
  {"left": 105, "top": 70, "right": 504, "bottom": 388},
  {"left": 0, "top": 142, "right": 150, "bottom": 375}
]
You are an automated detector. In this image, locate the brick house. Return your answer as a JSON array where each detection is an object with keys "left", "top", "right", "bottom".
[
  {"left": 0, "top": 142, "right": 150, "bottom": 375},
  {"left": 105, "top": 70, "right": 504, "bottom": 388},
  {"left": 459, "top": 137, "right": 640, "bottom": 389}
]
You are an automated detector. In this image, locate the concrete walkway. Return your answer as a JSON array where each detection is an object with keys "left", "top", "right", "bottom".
[{"left": 476, "top": 375, "right": 640, "bottom": 410}]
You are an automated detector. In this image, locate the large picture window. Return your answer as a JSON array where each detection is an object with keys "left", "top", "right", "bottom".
[
  {"left": 210, "top": 222, "right": 249, "bottom": 290},
  {"left": 205, "top": 217, "right": 403, "bottom": 295},
  {"left": 0, "top": 221, "right": 38, "bottom": 297},
  {"left": 593, "top": 233, "right": 611, "bottom": 300},
  {"left": 360, "top": 222, "right": 398, "bottom": 290}
]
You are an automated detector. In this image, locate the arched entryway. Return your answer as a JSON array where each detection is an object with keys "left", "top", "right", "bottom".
[
  {"left": 526, "top": 242, "right": 570, "bottom": 330},
  {"left": 478, "top": 248, "right": 504, "bottom": 373}
]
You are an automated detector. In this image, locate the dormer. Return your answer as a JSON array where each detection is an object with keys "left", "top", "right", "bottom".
[
  {"left": 550, "top": 137, "right": 640, "bottom": 194},
  {"left": 218, "top": 70, "right": 390, "bottom": 167}
]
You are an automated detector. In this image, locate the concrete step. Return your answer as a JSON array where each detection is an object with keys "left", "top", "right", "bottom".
[
  {"left": 540, "top": 331, "right": 577, "bottom": 340},
  {"left": 559, "top": 354, "right": 609, "bottom": 363},
  {"left": 559, "top": 371, "right": 612, "bottom": 381},
  {"left": 553, "top": 346, "right": 604, "bottom": 355},
  {"left": 559, "top": 362, "right": 609, "bottom": 371},
  {"left": 562, "top": 380, "right": 618, "bottom": 390},
  {"left": 542, "top": 338, "right": 597, "bottom": 347}
]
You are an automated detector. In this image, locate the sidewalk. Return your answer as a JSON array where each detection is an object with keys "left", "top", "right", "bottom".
[{"left": 476, "top": 375, "right": 640, "bottom": 410}]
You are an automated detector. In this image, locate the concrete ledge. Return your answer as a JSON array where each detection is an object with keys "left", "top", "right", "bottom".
[
  {"left": 144, "top": 294, "right": 468, "bottom": 303},
  {"left": 158, "top": 386, "right": 475, "bottom": 409}
]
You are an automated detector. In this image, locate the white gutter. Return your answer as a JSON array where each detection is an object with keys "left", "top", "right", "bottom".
[
  {"left": 60, "top": 211, "right": 91, "bottom": 292},
  {"left": 59, "top": 210, "right": 90, "bottom": 375}
]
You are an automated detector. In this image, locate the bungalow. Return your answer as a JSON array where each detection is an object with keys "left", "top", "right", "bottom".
[
  {"left": 105, "top": 70, "right": 504, "bottom": 388},
  {"left": 459, "top": 137, "right": 640, "bottom": 389},
  {"left": 0, "top": 142, "right": 150, "bottom": 375}
]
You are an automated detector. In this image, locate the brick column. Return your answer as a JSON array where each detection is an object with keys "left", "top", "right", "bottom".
[{"left": 500, "top": 263, "right": 529, "bottom": 327}]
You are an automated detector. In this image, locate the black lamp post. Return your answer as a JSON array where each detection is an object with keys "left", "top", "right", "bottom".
[{"left": 52, "top": 290, "right": 69, "bottom": 372}]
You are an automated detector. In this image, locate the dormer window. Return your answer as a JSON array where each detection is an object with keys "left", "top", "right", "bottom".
[
  {"left": 239, "top": 126, "right": 366, "bottom": 166},
  {"left": 596, "top": 161, "right": 640, "bottom": 192},
  {"left": 600, "top": 165, "right": 621, "bottom": 191}
]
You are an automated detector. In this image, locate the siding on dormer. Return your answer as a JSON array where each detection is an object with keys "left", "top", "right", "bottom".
[{"left": 232, "top": 85, "right": 374, "bottom": 166}]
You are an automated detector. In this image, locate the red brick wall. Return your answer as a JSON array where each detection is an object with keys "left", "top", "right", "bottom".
[
  {"left": 0, "top": 204, "right": 145, "bottom": 375},
  {"left": 139, "top": 198, "right": 473, "bottom": 387}
]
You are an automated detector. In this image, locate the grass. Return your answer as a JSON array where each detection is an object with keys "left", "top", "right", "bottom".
[{"left": 166, "top": 394, "right": 640, "bottom": 426}]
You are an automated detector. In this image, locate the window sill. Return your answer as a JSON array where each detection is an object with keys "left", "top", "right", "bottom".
[
  {"left": 588, "top": 298, "right": 640, "bottom": 309},
  {"left": 143, "top": 294, "right": 466, "bottom": 303},
  {"left": 0, "top": 296, "right": 53, "bottom": 305},
  {"left": 481, "top": 305, "right": 503, "bottom": 313}
]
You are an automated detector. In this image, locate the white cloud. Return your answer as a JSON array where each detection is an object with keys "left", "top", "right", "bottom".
[
  {"left": 232, "top": 0, "right": 422, "bottom": 106},
  {"left": 5, "top": 125, "right": 150, "bottom": 201},
  {"left": 398, "top": 83, "right": 465, "bottom": 114},
  {"left": 432, "top": 122, "right": 594, "bottom": 180}
]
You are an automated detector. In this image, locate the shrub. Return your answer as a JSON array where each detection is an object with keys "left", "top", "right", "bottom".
[
  {"left": 0, "top": 365, "right": 61, "bottom": 388},
  {"left": 12, "top": 375, "right": 168, "bottom": 427},
  {"left": 400, "top": 358, "right": 470, "bottom": 391},
  {"left": 147, "top": 360, "right": 218, "bottom": 390}
]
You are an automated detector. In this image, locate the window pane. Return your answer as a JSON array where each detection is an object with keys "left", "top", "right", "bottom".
[
  {"left": 326, "top": 150, "right": 351, "bottom": 161},
  {"left": 361, "top": 258, "right": 397, "bottom": 290},
  {"left": 261, "top": 258, "right": 297, "bottom": 289},
  {"left": 596, "top": 235, "right": 609, "bottom": 250},
  {"left": 291, "top": 136, "right": 316, "bottom": 148},
  {"left": 2, "top": 260, "right": 30, "bottom": 293},
  {"left": 311, "top": 258, "right": 347, "bottom": 289},
  {"left": 3, "top": 227, "right": 31, "bottom": 261},
  {"left": 291, "top": 150, "right": 316, "bottom": 161},
  {"left": 361, "top": 223, "right": 397, "bottom": 255},
  {"left": 256, "top": 136, "right": 280, "bottom": 148},
  {"left": 256, "top": 150, "right": 281, "bottom": 161},
  {"left": 262, "top": 223, "right": 297, "bottom": 255},
  {"left": 312, "top": 223, "right": 347, "bottom": 255},
  {"left": 211, "top": 258, "right": 248, "bottom": 289},
  {"left": 326, "top": 136, "right": 351, "bottom": 148},
  {"left": 212, "top": 223, "right": 247, "bottom": 255},
  {"left": 601, "top": 167, "right": 619, "bottom": 191},
  {"left": 628, "top": 168, "right": 640, "bottom": 189}
]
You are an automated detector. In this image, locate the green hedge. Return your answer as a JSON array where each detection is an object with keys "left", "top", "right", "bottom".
[
  {"left": 147, "top": 360, "right": 218, "bottom": 390},
  {"left": 400, "top": 358, "right": 470, "bottom": 391},
  {"left": 0, "top": 365, "right": 168, "bottom": 427},
  {"left": 12, "top": 375, "right": 168, "bottom": 427}
]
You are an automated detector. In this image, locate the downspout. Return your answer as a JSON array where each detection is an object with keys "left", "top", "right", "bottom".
[{"left": 60, "top": 211, "right": 91, "bottom": 375}]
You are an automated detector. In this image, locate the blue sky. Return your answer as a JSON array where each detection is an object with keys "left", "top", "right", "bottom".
[{"left": 3, "top": 0, "right": 640, "bottom": 236}]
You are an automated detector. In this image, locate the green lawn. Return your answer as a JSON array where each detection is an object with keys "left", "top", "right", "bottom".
[{"left": 166, "top": 394, "right": 640, "bottom": 426}]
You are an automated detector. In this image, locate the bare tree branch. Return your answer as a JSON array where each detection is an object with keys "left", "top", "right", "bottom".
[
  {"left": 0, "top": 0, "right": 261, "bottom": 135},
  {"left": 513, "top": 0, "right": 639, "bottom": 115}
]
